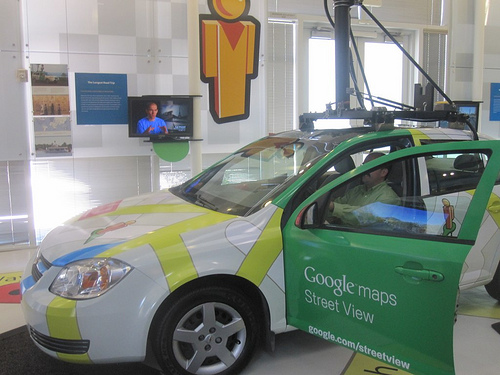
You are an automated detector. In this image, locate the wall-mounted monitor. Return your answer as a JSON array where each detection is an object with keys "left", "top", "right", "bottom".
[{"left": 128, "top": 96, "right": 194, "bottom": 140}]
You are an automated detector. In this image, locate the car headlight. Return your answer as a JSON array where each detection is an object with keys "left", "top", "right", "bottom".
[{"left": 49, "top": 258, "right": 133, "bottom": 299}]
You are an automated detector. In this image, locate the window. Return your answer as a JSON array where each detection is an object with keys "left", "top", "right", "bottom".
[
  {"left": 308, "top": 36, "right": 405, "bottom": 114},
  {"left": 363, "top": 42, "right": 403, "bottom": 110},
  {"left": 31, "top": 157, "right": 154, "bottom": 243},
  {"left": 422, "top": 31, "right": 447, "bottom": 102},
  {"left": 305, "top": 25, "right": 447, "bottom": 120},
  {"left": 0, "top": 161, "right": 32, "bottom": 246},
  {"left": 308, "top": 38, "right": 335, "bottom": 113},
  {"left": 314, "top": 137, "right": 413, "bottom": 192},
  {"left": 321, "top": 151, "right": 488, "bottom": 238},
  {"left": 267, "top": 20, "right": 296, "bottom": 133}
]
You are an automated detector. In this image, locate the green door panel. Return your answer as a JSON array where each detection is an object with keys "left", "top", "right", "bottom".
[
  {"left": 283, "top": 140, "right": 500, "bottom": 375},
  {"left": 284, "top": 230, "right": 466, "bottom": 375}
]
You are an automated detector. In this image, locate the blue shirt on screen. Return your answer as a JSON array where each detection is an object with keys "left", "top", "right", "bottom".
[{"left": 137, "top": 117, "right": 167, "bottom": 134}]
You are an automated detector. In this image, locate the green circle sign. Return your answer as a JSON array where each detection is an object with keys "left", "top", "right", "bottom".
[{"left": 153, "top": 141, "right": 190, "bottom": 162}]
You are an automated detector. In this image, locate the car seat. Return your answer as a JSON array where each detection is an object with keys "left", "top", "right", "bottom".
[{"left": 318, "top": 156, "right": 356, "bottom": 189}]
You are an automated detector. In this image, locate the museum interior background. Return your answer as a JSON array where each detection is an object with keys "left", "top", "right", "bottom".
[{"left": 1, "top": 0, "right": 500, "bottom": 250}]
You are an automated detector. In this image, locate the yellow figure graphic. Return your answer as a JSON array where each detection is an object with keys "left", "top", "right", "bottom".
[
  {"left": 442, "top": 198, "right": 456, "bottom": 236},
  {"left": 200, "top": 0, "right": 260, "bottom": 123}
]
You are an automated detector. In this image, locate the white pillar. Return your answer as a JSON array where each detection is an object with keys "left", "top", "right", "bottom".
[
  {"left": 188, "top": 0, "right": 203, "bottom": 176},
  {"left": 472, "top": 0, "right": 486, "bottom": 102}
]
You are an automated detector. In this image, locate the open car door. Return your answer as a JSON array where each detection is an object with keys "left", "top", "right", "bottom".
[{"left": 283, "top": 140, "right": 500, "bottom": 375}]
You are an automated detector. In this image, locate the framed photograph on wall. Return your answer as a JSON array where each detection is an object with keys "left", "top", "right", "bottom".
[{"left": 31, "top": 64, "right": 72, "bottom": 157}]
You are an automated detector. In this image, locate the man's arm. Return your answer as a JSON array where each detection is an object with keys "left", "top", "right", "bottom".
[
  {"left": 137, "top": 118, "right": 149, "bottom": 134},
  {"left": 328, "top": 183, "right": 400, "bottom": 227},
  {"left": 328, "top": 186, "right": 364, "bottom": 226},
  {"left": 158, "top": 118, "right": 168, "bottom": 134}
]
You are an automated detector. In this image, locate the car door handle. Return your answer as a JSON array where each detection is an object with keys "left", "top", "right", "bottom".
[{"left": 395, "top": 266, "right": 444, "bottom": 282}]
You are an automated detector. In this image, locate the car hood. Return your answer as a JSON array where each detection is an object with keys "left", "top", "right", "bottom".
[{"left": 39, "top": 189, "right": 234, "bottom": 266}]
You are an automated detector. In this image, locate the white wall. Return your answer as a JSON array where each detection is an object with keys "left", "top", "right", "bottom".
[
  {"left": 448, "top": 0, "right": 500, "bottom": 138},
  {"left": 480, "top": 1, "right": 500, "bottom": 138},
  {"left": 1, "top": 0, "right": 500, "bottom": 247},
  {"left": 0, "top": 0, "right": 29, "bottom": 162},
  {"left": 1, "top": 0, "right": 268, "bottom": 163},
  {"left": 269, "top": 0, "right": 443, "bottom": 26}
]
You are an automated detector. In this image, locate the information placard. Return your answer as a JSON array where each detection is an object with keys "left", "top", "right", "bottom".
[
  {"left": 490, "top": 83, "right": 500, "bottom": 121},
  {"left": 75, "top": 73, "right": 128, "bottom": 125}
]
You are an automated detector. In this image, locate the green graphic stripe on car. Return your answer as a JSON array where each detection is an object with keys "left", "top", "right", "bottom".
[
  {"left": 98, "top": 211, "right": 236, "bottom": 291},
  {"left": 487, "top": 193, "right": 500, "bottom": 228},
  {"left": 463, "top": 190, "right": 500, "bottom": 234},
  {"left": 46, "top": 297, "right": 91, "bottom": 363},
  {"left": 236, "top": 208, "right": 283, "bottom": 286},
  {"left": 100, "top": 203, "right": 210, "bottom": 217}
]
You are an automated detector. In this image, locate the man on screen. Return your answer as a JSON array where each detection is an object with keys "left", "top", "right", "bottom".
[{"left": 136, "top": 102, "right": 168, "bottom": 135}]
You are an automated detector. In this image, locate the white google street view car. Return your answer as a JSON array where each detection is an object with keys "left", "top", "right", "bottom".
[{"left": 21, "top": 126, "right": 500, "bottom": 375}]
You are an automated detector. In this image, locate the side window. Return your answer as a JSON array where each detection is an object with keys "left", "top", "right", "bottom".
[
  {"left": 321, "top": 151, "right": 489, "bottom": 239},
  {"left": 286, "top": 138, "right": 412, "bottom": 221},
  {"left": 316, "top": 140, "right": 411, "bottom": 190},
  {"left": 324, "top": 156, "right": 403, "bottom": 230},
  {"left": 424, "top": 153, "right": 485, "bottom": 195}
]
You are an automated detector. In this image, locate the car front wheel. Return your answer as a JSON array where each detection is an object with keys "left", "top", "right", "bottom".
[{"left": 152, "top": 286, "right": 259, "bottom": 375}]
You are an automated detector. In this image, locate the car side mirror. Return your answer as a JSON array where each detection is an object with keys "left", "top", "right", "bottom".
[{"left": 295, "top": 202, "right": 320, "bottom": 229}]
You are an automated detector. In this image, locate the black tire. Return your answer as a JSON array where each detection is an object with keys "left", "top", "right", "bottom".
[
  {"left": 485, "top": 263, "right": 500, "bottom": 301},
  {"left": 152, "top": 286, "right": 259, "bottom": 375}
]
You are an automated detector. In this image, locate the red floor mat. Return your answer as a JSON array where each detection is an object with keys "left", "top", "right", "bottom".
[{"left": 0, "top": 272, "right": 22, "bottom": 303}]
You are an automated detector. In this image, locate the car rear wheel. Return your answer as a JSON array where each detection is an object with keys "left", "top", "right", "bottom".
[
  {"left": 152, "top": 286, "right": 259, "bottom": 375},
  {"left": 485, "top": 263, "right": 500, "bottom": 301}
]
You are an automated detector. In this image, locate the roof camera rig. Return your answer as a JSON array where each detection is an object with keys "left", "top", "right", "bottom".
[{"left": 299, "top": 0, "right": 478, "bottom": 140}]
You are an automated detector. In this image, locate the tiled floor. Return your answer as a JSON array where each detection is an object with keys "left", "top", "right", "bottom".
[{"left": 1, "top": 248, "right": 500, "bottom": 374}]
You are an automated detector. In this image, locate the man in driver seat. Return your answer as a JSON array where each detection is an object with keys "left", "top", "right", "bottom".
[{"left": 328, "top": 152, "right": 400, "bottom": 227}]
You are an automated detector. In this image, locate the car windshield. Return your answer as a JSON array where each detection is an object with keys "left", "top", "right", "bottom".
[{"left": 171, "top": 129, "right": 369, "bottom": 216}]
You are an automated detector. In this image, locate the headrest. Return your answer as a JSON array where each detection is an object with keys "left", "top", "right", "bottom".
[
  {"left": 334, "top": 157, "right": 355, "bottom": 174},
  {"left": 454, "top": 154, "right": 483, "bottom": 171}
]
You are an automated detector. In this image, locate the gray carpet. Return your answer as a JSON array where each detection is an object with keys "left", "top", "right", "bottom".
[{"left": 0, "top": 326, "right": 162, "bottom": 375}]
